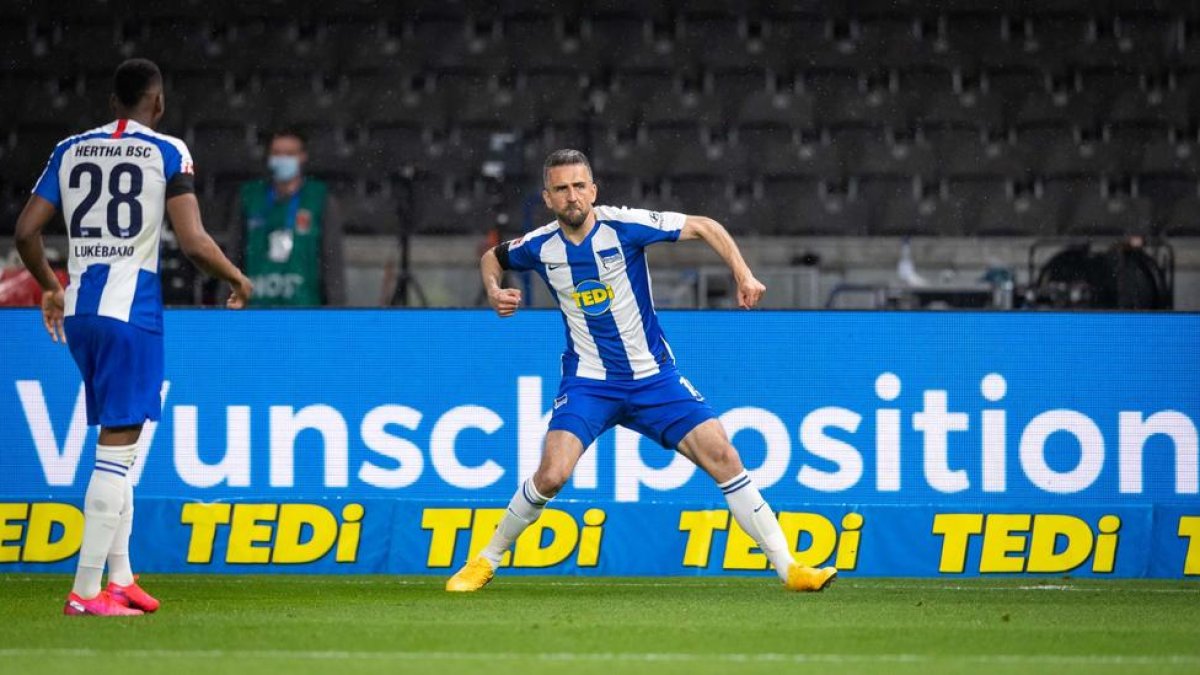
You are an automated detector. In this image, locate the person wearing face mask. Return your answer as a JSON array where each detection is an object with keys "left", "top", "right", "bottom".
[{"left": 227, "top": 129, "right": 346, "bottom": 306}]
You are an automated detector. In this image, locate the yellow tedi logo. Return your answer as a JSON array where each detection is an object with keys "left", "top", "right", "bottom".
[{"left": 572, "top": 279, "right": 614, "bottom": 316}]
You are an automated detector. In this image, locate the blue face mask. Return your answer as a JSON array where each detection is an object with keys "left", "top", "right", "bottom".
[{"left": 268, "top": 155, "right": 301, "bottom": 182}]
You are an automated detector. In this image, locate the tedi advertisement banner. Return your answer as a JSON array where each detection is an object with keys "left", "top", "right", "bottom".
[{"left": 1, "top": 309, "right": 1196, "bottom": 577}]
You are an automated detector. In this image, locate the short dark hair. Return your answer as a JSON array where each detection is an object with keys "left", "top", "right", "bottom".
[
  {"left": 543, "top": 149, "right": 592, "bottom": 186},
  {"left": 269, "top": 128, "right": 308, "bottom": 149},
  {"left": 112, "top": 58, "right": 162, "bottom": 108}
]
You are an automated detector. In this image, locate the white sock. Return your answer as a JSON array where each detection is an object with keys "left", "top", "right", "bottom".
[
  {"left": 72, "top": 444, "right": 136, "bottom": 598},
  {"left": 720, "top": 471, "right": 794, "bottom": 582},
  {"left": 480, "top": 478, "right": 550, "bottom": 567},
  {"left": 106, "top": 478, "right": 135, "bottom": 587}
]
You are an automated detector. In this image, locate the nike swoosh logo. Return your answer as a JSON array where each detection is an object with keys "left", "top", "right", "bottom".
[
  {"left": 549, "top": 264, "right": 564, "bottom": 270},
  {"left": 753, "top": 503, "right": 766, "bottom": 513}
]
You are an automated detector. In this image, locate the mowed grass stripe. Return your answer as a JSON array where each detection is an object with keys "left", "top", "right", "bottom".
[
  {"left": 1, "top": 648, "right": 1198, "bottom": 666},
  {"left": 2, "top": 575, "right": 1197, "bottom": 675}
]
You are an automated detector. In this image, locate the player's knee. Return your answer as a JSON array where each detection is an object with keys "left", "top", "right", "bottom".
[
  {"left": 703, "top": 442, "right": 743, "bottom": 475},
  {"left": 533, "top": 466, "right": 570, "bottom": 497}
]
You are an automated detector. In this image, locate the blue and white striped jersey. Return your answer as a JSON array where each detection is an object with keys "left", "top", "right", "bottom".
[
  {"left": 504, "top": 205, "right": 687, "bottom": 381},
  {"left": 33, "top": 119, "right": 193, "bottom": 333}
]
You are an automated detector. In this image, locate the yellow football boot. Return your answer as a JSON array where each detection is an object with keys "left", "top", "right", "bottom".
[
  {"left": 785, "top": 564, "right": 838, "bottom": 592},
  {"left": 445, "top": 556, "right": 496, "bottom": 592}
]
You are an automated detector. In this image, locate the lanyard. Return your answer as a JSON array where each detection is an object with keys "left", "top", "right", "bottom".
[{"left": 264, "top": 185, "right": 303, "bottom": 231}]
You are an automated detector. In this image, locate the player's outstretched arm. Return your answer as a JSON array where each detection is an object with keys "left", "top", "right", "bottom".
[
  {"left": 166, "top": 193, "right": 253, "bottom": 309},
  {"left": 679, "top": 215, "right": 766, "bottom": 309},
  {"left": 481, "top": 247, "right": 521, "bottom": 317},
  {"left": 14, "top": 195, "right": 66, "bottom": 342}
]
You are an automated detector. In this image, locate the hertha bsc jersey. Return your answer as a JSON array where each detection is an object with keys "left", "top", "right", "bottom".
[
  {"left": 32, "top": 119, "right": 194, "bottom": 333},
  {"left": 499, "top": 205, "right": 686, "bottom": 381}
]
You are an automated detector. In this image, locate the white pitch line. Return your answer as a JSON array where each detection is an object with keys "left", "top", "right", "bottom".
[
  {"left": 865, "top": 584, "right": 1199, "bottom": 594},
  {"left": 0, "top": 648, "right": 1196, "bottom": 667}
]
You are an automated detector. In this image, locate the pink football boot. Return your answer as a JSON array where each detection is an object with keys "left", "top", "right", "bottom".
[
  {"left": 63, "top": 591, "right": 144, "bottom": 616},
  {"left": 106, "top": 576, "right": 160, "bottom": 613}
]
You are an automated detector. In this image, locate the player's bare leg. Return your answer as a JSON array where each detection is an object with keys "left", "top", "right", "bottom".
[
  {"left": 677, "top": 419, "right": 837, "bottom": 592},
  {"left": 446, "top": 431, "right": 585, "bottom": 592},
  {"left": 65, "top": 424, "right": 145, "bottom": 616}
]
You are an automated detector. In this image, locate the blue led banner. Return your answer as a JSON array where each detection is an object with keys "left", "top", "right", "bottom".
[{"left": 1, "top": 309, "right": 1197, "bottom": 577}]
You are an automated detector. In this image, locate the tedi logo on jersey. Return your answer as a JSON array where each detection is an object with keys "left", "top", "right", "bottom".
[{"left": 573, "top": 280, "right": 614, "bottom": 316}]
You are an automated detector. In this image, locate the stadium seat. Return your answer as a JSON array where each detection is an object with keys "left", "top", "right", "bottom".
[
  {"left": 988, "top": 64, "right": 1042, "bottom": 114},
  {"left": 589, "top": 125, "right": 651, "bottom": 178},
  {"left": 7, "top": 73, "right": 98, "bottom": 130},
  {"left": 1013, "top": 85, "right": 1104, "bottom": 129},
  {"left": 594, "top": 172, "right": 638, "bottom": 207},
  {"left": 973, "top": 178, "right": 1065, "bottom": 236},
  {"left": 447, "top": 72, "right": 541, "bottom": 132},
  {"left": 188, "top": 121, "right": 262, "bottom": 177},
  {"left": 363, "top": 123, "right": 424, "bottom": 175},
  {"left": 0, "top": 19, "right": 33, "bottom": 73},
  {"left": 668, "top": 174, "right": 731, "bottom": 225},
  {"left": 813, "top": 68, "right": 910, "bottom": 128},
  {"left": 582, "top": 15, "right": 659, "bottom": 71},
  {"left": 640, "top": 122, "right": 701, "bottom": 174},
  {"left": 336, "top": 21, "right": 418, "bottom": 73},
  {"left": 748, "top": 126, "right": 845, "bottom": 179},
  {"left": 1084, "top": 66, "right": 1144, "bottom": 105},
  {"left": 502, "top": 13, "right": 575, "bottom": 72},
  {"left": 1037, "top": 127, "right": 1126, "bottom": 177},
  {"left": 713, "top": 66, "right": 772, "bottom": 109},
  {"left": 1140, "top": 129, "right": 1200, "bottom": 176},
  {"left": 770, "top": 176, "right": 871, "bottom": 236},
  {"left": 266, "top": 72, "right": 356, "bottom": 128},
  {"left": 1162, "top": 179, "right": 1200, "bottom": 235},
  {"left": 0, "top": 178, "right": 29, "bottom": 236},
  {"left": 669, "top": 127, "right": 747, "bottom": 177},
  {"left": 349, "top": 71, "right": 452, "bottom": 129},
  {"left": 342, "top": 178, "right": 400, "bottom": 235},
  {"left": 1064, "top": 176, "right": 1154, "bottom": 235},
  {"left": 1107, "top": 79, "right": 1192, "bottom": 128},
  {"left": 1021, "top": 13, "right": 1093, "bottom": 64},
  {"left": 856, "top": 127, "right": 938, "bottom": 177},
  {"left": 413, "top": 16, "right": 509, "bottom": 72},
  {"left": 525, "top": 69, "right": 587, "bottom": 126},
  {"left": 1138, "top": 170, "right": 1194, "bottom": 221},
  {"left": 631, "top": 176, "right": 670, "bottom": 213},
  {"left": 641, "top": 73, "right": 725, "bottom": 128},
  {"left": 940, "top": 13, "right": 1016, "bottom": 68},
  {"left": 410, "top": 173, "right": 491, "bottom": 234},
  {"left": 915, "top": 83, "right": 1007, "bottom": 129},
  {"left": 721, "top": 178, "right": 767, "bottom": 232},
  {"left": 178, "top": 71, "right": 272, "bottom": 128},
  {"left": 942, "top": 176, "right": 995, "bottom": 232},
  {"left": 1098, "top": 13, "right": 1176, "bottom": 68},
  {"left": 932, "top": 126, "right": 1027, "bottom": 178},
  {"left": 587, "top": 83, "right": 641, "bottom": 131},
  {"left": 297, "top": 123, "right": 363, "bottom": 176},
  {"left": 229, "top": 19, "right": 340, "bottom": 74},
  {"left": 865, "top": 176, "right": 958, "bottom": 236},
  {"left": 734, "top": 85, "right": 815, "bottom": 129},
  {"left": 7, "top": 123, "right": 76, "bottom": 186}
]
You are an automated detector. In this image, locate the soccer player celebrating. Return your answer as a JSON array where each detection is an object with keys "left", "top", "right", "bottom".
[
  {"left": 447, "top": 150, "right": 837, "bottom": 593},
  {"left": 15, "top": 58, "right": 253, "bottom": 616}
]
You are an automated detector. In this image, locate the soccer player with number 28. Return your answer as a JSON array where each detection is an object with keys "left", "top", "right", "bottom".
[
  {"left": 15, "top": 58, "right": 253, "bottom": 616},
  {"left": 448, "top": 149, "right": 837, "bottom": 593}
]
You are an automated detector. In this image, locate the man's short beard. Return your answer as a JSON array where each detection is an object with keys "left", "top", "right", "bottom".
[{"left": 558, "top": 205, "right": 589, "bottom": 228}]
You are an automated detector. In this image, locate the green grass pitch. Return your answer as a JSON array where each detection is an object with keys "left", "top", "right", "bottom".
[{"left": 2, "top": 575, "right": 1198, "bottom": 675}]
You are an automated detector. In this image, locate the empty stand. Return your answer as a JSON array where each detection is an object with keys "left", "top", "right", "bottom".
[{"left": 4, "top": 1, "right": 1200, "bottom": 236}]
